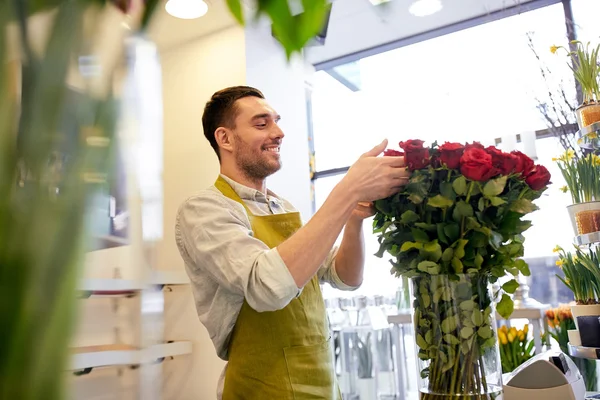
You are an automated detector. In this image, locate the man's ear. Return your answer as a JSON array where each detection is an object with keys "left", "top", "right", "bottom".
[{"left": 215, "top": 127, "right": 234, "bottom": 154}]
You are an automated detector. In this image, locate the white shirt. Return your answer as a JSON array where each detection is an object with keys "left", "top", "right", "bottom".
[{"left": 175, "top": 174, "right": 358, "bottom": 361}]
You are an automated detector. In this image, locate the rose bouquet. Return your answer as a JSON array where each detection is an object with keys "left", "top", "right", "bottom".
[{"left": 374, "top": 140, "right": 551, "bottom": 399}]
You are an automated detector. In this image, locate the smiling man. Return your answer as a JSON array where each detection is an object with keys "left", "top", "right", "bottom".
[{"left": 175, "top": 86, "right": 409, "bottom": 399}]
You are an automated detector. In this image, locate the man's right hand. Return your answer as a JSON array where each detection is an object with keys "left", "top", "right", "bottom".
[{"left": 341, "top": 139, "right": 410, "bottom": 202}]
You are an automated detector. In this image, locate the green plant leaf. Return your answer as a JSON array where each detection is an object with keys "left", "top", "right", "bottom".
[
  {"left": 474, "top": 253, "right": 484, "bottom": 269},
  {"left": 478, "top": 325, "right": 493, "bottom": 339},
  {"left": 459, "top": 300, "right": 476, "bottom": 311},
  {"left": 400, "top": 210, "right": 419, "bottom": 224},
  {"left": 442, "top": 248, "right": 454, "bottom": 262},
  {"left": 443, "top": 223, "right": 460, "bottom": 242},
  {"left": 416, "top": 334, "right": 429, "bottom": 350},
  {"left": 226, "top": 0, "right": 245, "bottom": 25},
  {"left": 471, "top": 309, "right": 483, "bottom": 326},
  {"left": 478, "top": 197, "right": 485, "bottom": 212},
  {"left": 453, "top": 176, "right": 467, "bottom": 195},
  {"left": 428, "top": 194, "right": 454, "bottom": 208},
  {"left": 400, "top": 241, "right": 423, "bottom": 252},
  {"left": 465, "top": 216, "right": 481, "bottom": 230},
  {"left": 444, "top": 334, "right": 460, "bottom": 345},
  {"left": 509, "top": 199, "right": 538, "bottom": 214},
  {"left": 440, "top": 181, "right": 456, "bottom": 200},
  {"left": 489, "top": 231, "right": 503, "bottom": 250},
  {"left": 422, "top": 241, "right": 443, "bottom": 262},
  {"left": 452, "top": 200, "right": 474, "bottom": 221},
  {"left": 497, "top": 294, "right": 514, "bottom": 318},
  {"left": 418, "top": 261, "right": 441, "bottom": 275},
  {"left": 425, "top": 329, "right": 433, "bottom": 344},
  {"left": 451, "top": 257, "right": 464, "bottom": 273},
  {"left": 502, "top": 279, "right": 519, "bottom": 294},
  {"left": 460, "top": 326, "right": 474, "bottom": 339},
  {"left": 514, "top": 259, "right": 531, "bottom": 276},
  {"left": 453, "top": 239, "right": 469, "bottom": 259},
  {"left": 441, "top": 316, "right": 458, "bottom": 334},
  {"left": 483, "top": 175, "right": 507, "bottom": 197},
  {"left": 411, "top": 228, "right": 430, "bottom": 243},
  {"left": 489, "top": 196, "right": 506, "bottom": 206},
  {"left": 437, "top": 223, "right": 449, "bottom": 244}
]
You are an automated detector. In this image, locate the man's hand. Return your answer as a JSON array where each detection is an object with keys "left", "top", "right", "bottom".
[{"left": 350, "top": 201, "right": 376, "bottom": 221}]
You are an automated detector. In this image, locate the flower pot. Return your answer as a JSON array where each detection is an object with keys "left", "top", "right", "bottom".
[
  {"left": 567, "top": 202, "right": 600, "bottom": 236},
  {"left": 410, "top": 274, "right": 502, "bottom": 400},
  {"left": 570, "top": 304, "right": 600, "bottom": 329},
  {"left": 568, "top": 329, "right": 582, "bottom": 346},
  {"left": 576, "top": 316, "right": 600, "bottom": 347},
  {"left": 576, "top": 102, "right": 600, "bottom": 129}
]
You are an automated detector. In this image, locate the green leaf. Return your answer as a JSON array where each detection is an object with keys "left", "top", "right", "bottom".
[
  {"left": 497, "top": 294, "right": 514, "bottom": 318},
  {"left": 502, "top": 279, "right": 519, "bottom": 294},
  {"left": 441, "top": 316, "right": 458, "bottom": 334},
  {"left": 225, "top": 0, "right": 245, "bottom": 24},
  {"left": 443, "top": 224, "right": 460, "bottom": 242},
  {"left": 489, "top": 196, "right": 506, "bottom": 206},
  {"left": 400, "top": 210, "right": 419, "bottom": 224},
  {"left": 465, "top": 216, "right": 481, "bottom": 230},
  {"left": 453, "top": 239, "right": 469, "bottom": 259},
  {"left": 478, "top": 325, "right": 493, "bottom": 339},
  {"left": 415, "top": 222, "right": 436, "bottom": 231},
  {"left": 474, "top": 253, "right": 484, "bottom": 269},
  {"left": 471, "top": 309, "right": 483, "bottom": 326},
  {"left": 453, "top": 176, "right": 467, "bottom": 195},
  {"left": 483, "top": 175, "right": 507, "bottom": 197},
  {"left": 433, "top": 287, "right": 444, "bottom": 304},
  {"left": 400, "top": 241, "right": 423, "bottom": 252},
  {"left": 444, "top": 334, "right": 460, "bottom": 345},
  {"left": 416, "top": 334, "right": 429, "bottom": 350},
  {"left": 442, "top": 248, "right": 454, "bottom": 262},
  {"left": 437, "top": 223, "right": 449, "bottom": 244},
  {"left": 509, "top": 198, "right": 539, "bottom": 214},
  {"left": 425, "top": 329, "right": 433, "bottom": 344},
  {"left": 440, "top": 181, "right": 456, "bottom": 200},
  {"left": 422, "top": 241, "right": 443, "bottom": 262},
  {"left": 459, "top": 300, "right": 476, "bottom": 312},
  {"left": 428, "top": 194, "right": 454, "bottom": 208},
  {"left": 422, "top": 293, "right": 431, "bottom": 308},
  {"left": 411, "top": 228, "right": 430, "bottom": 243},
  {"left": 514, "top": 259, "right": 531, "bottom": 276},
  {"left": 478, "top": 197, "right": 485, "bottom": 212},
  {"left": 418, "top": 261, "right": 441, "bottom": 275},
  {"left": 489, "top": 231, "right": 503, "bottom": 250},
  {"left": 452, "top": 201, "right": 474, "bottom": 221},
  {"left": 460, "top": 326, "right": 474, "bottom": 339},
  {"left": 451, "top": 257, "right": 464, "bottom": 273}
]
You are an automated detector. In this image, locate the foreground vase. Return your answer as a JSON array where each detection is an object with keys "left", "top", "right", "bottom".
[
  {"left": 410, "top": 274, "right": 502, "bottom": 400},
  {"left": 576, "top": 102, "right": 600, "bottom": 129}
]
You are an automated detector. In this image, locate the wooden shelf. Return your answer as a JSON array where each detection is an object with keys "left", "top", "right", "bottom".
[
  {"left": 70, "top": 341, "right": 192, "bottom": 371},
  {"left": 78, "top": 271, "right": 189, "bottom": 297}
]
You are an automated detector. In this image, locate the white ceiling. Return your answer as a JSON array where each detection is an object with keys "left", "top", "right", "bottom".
[{"left": 305, "top": 0, "right": 547, "bottom": 67}]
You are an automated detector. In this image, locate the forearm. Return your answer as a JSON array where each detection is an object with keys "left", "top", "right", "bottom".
[
  {"left": 277, "top": 181, "right": 357, "bottom": 288},
  {"left": 333, "top": 217, "right": 365, "bottom": 287}
]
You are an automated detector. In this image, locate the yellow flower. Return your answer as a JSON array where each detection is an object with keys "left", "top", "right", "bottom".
[
  {"left": 566, "top": 149, "right": 575, "bottom": 160},
  {"left": 589, "top": 132, "right": 598, "bottom": 139},
  {"left": 550, "top": 45, "right": 559, "bottom": 54},
  {"left": 593, "top": 155, "right": 600, "bottom": 167},
  {"left": 556, "top": 259, "right": 564, "bottom": 266},
  {"left": 508, "top": 332, "right": 516, "bottom": 343},
  {"left": 499, "top": 325, "right": 508, "bottom": 334},
  {"left": 518, "top": 331, "right": 525, "bottom": 342},
  {"left": 552, "top": 157, "right": 558, "bottom": 161},
  {"left": 560, "top": 186, "right": 569, "bottom": 193},
  {"left": 523, "top": 324, "right": 529, "bottom": 335},
  {"left": 498, "top": 330, "right": 508, "bottom": 345},
  {"left": 553, "top": 246, "right": 561, "bottom": 253},
  {"left": 578, "top": 137, "right": 583, "bottom": 145}
]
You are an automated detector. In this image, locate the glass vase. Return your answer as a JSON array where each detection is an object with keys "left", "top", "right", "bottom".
[{"left": 410, "top": 274, "right": 502, "bottom": 400}]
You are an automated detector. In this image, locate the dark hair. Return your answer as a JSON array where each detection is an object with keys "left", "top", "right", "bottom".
[{"left": 202, "top": 86, "right": 265, "bottom": 160}]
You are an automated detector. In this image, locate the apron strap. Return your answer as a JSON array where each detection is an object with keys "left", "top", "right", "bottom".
[{"left": 214, "top": 175, "right": 254, "bottom": 216}]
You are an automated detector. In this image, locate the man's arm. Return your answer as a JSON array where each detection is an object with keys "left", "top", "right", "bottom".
[{"left": 277, "top": 140, "right": 407, "bottom": 288}]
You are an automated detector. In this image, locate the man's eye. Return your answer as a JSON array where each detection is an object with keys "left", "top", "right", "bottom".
[{"left": 256, "top": 123, "right": 267, "bottom": 128}]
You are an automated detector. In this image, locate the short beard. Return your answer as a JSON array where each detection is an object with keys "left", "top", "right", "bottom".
[{"left": 234, "top": 146, "right": 281, "bottom": 182}]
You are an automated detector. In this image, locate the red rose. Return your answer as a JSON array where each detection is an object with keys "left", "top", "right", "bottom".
[
  {"left": 486, "top": 146, "right": 518, "bottom": 175},
  {"left": 460, "top": 147, "right": 499, "bottom": 181},
  {"left": 512, "top": 151, "right": 535, "bottom": 176},
  {"left": 383, "top": 149, "right": 404, "bottom": 157},
  {"left": 465, "top": 142, "right": 485, "bottom": 151},
  {"left": 399, "top": 139, "right": 430, "bottom": 170},
  {"left": 438, "top": 142, "right": 465, "bottom": 169},
  {"left": 525, "top": 165, "right": 551, "bottom": 190}
]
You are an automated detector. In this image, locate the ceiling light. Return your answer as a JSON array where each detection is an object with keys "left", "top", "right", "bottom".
[
  {"left": 165, "top": 0, "right": 208, "bottom": 19},
  {"left": 409, "top": 0, "right": 442, "bottom": 17}
]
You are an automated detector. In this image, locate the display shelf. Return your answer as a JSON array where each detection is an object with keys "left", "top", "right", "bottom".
[
  {"left": 577, "top": 122, "right": 600, "bottom": 151},
  {"left": 575, "top": 231, "right": 600, "bottom": 246},
  {"left": 70, "top": 341, "right": 192, "bottom": 371},
  {"left": 78, "top": 271, "right": 189, "bottom": 297},
  {"left": 568, "top": 343, "right": 600, "bottom": 360}
]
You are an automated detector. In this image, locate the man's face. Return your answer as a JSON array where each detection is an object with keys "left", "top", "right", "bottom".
[{"left": 230, "top": 96, "right": 284, "bottom": 180}]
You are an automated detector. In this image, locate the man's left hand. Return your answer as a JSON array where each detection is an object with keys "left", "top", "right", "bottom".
[{"left": 350, "top": 201, "right": 376, "bottom": 221}]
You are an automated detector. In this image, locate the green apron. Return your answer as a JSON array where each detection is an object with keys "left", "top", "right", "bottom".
[{"left": 215, "top": 177, "right": 342, "bottom": 400}]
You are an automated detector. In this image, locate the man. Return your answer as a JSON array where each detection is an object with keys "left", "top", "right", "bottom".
[{"left": 175, "top": 86, "right": 408, "bottom": 399}]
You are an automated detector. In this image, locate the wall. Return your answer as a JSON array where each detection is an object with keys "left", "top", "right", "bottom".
[
  {"left": 244, "top": 20, "right": 314, "bottom": 221},
  {"left": 158, "top": 25, "right": 246, "bottom": 399}
]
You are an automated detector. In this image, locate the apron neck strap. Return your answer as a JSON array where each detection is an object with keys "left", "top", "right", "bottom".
[{"left": 214, "top": 175, "right": 253, "bottom": 216}]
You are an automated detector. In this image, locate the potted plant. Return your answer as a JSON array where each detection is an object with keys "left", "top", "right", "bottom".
[
  {"left": 555, "top": 245, "right": 600, "bottom": 346},
  {"left": 374, "top": 140, "right": 551, "bottom": 399},
  {"left": 554, "top": 150, "right": 600, "bottom": 235},
  {"left": 497, "top": 325, "right": 535, "bottom": 374},
  {"left": 551, "top": 41, "right": 600, "bottom": 129}
]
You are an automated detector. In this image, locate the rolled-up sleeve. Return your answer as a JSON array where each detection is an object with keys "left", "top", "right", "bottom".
[
  {"left": 176, "top": 193, "right": 301, "bottom": 312},
  {"left": 318, "top": 246, "right": 360, "bottom": 291}
]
